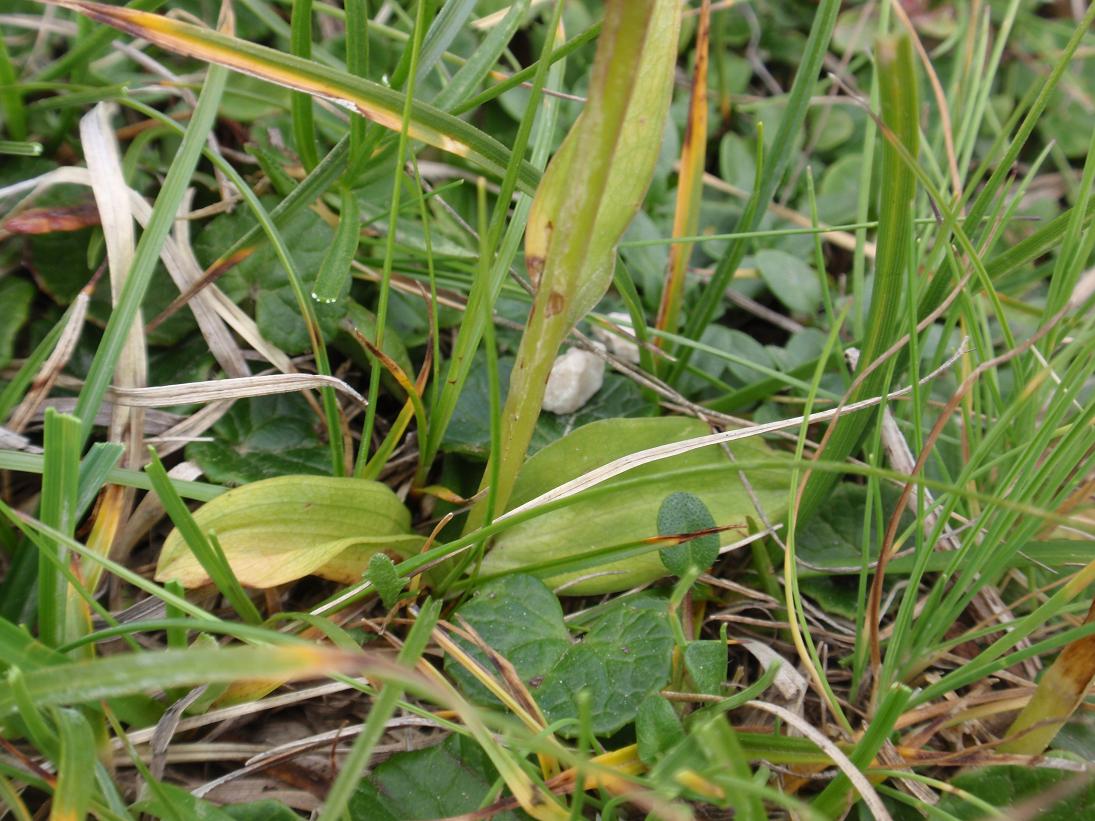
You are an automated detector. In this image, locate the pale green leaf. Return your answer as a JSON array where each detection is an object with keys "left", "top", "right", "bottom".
[
  {"left": 154, "top": 475, "right": 415, "bottom": 588},
  {"left": 482, "top": 417, "right": 788, "bottom": 594}
]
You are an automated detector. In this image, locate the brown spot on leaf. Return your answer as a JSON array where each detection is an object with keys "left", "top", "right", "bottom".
[
  {"left": 3, "top": 202, "right": 101, "bottom": 235},
  {"left": 545, "top": 290, "right": 565, "bottom": 318},
  {"left": 526, "top": 255, "right": 544, "bottom": 288}
]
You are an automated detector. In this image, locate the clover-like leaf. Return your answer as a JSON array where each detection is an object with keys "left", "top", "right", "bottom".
[
  {"left": 185, "top": 394, "right": 330, "bottom": 485},
  {"left": 365, "top": 553, "right": 404, "bottom": 610},
  {"left": 684, "top": 640, "right": 728, "bottom": 696},
  {"left": 636, "top": 694, "right": 684, "bottom": 765},
  {"left": 449, "top": 577, "right": 673, "bottom": 737},
  {"left": 657, "top": 491, "right": 720, "bottom": 577}
]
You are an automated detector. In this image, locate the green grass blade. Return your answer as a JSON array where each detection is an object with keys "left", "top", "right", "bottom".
[
  {"left": 414, "top": 0, "right": 476, "bottom": 90},
  {"left": 1043, "top": 122, "right": 1095, "bottom": 333},
  {"left": 454, "top": 22, "right": 601, "bottom": 115},
  {"left": 812, "top": 684, "right": 912, "bottom": 818},
  {"left": 355, "top": 0, "right": 431, "bottom": 475},
  {"left": 430, "top": 0, "right": 528, "bottom": 112},
  {"left": 0, "top": 140, "right": 43, "bottom": 156},
  {"left": 0, "top": 34, "right": 27, "bottom": 142},
  {"left": 75, "top": 443, "right": 124, "bottom": 521},
  {"left": 51, "top": 707, "right": 98, "bottom": 821},
  {"left": 38, "top": 410, "right": 82, "bottom": 648},
  {"left": 0, "top": 644, "right": 356, "bottom": 718},
  {"left": 289, "top": 0, "right": 319, "bottom": 170},
  {"left": 318, "top": 598, "right": 441, "bottom": 820},
  {"left": 0, "top": 450, "right": 223, "bottom": 502},
  {"left": 145, "top": 451, "right": 263, "bottom": 625},
  {"left": 915, "top": 3, "right": 1095, "bottom": 320},
  {"left": 416, "top": 0, "right": 552, "bottom": 480},
  {"left": 345, "top": 0, "right": 369, "bottom": 174},
  {"left": 311, "top": 183, "right": 361, "bottom": 303},
  {"left": 796, "top": 34, "right": 919, "bottom": 525}
]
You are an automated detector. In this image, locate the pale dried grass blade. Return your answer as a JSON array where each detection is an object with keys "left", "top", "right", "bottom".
[
  {"left": 80, "top": 102, "right": 147, "bottom": 467},
  {"left": 119, "top": 679, "right": 371, "bottom": 748},
  {"left": 0, "top": 166, "right": 292, "bottom": 374},
  {"left": 0, "top": 426, "right": 41, "bottom": 453},
  {"left": 7, "top": 292, "right": 90, "bottom": 433},
  {"left": 146, "top": 399, "right": 232, "bottom": 459},
  {"left": 31, "top": 398, "right": 183, "bottom": 435},
  {"left": 740, "top": 641, "right": 808, "bottom": 702},
  {"left": 174, "top": 189, "right": 250, "bottom": 377},
  {"left": 107, "top": 373, "right": 364, "bottom": 407}
]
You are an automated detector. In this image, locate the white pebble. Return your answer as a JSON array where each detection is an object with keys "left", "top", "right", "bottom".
[
  {"left": 591, "top": 311, "right": 641, "bottom": 364},
  {"left": 542, "top": 347, "right": 605, "bottom": 414}
]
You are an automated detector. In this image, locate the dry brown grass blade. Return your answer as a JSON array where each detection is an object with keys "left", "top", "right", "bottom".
[
  {"left": 146, "top": 244, "right": 255, "bottom": 334},
  {"left": 174, "top": 188, "right": 250, "bottom": 378},
  {"left": 81, "top": 102, "right": 148, "bottom": 471}
]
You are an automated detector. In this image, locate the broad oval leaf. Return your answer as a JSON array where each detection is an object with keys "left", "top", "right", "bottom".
[
  {"left": 481, "top": 417, "right": 788, "bottom": 594},
  {"left": 155, "top": 475, "right": 417, "bottom": 588}
]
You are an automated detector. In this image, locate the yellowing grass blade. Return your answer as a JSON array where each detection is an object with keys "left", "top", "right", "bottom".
[
  {"left": 1000, "top": 599, "right": 1095, "bottom": 755},
  {"left": 0, "top": 644, "right": 360, "bottom": 718},
  {"left": 42, "top": 0, "right": 539, "bottom": 193},
  {"left": 655, "top": 0, "right": 711, "bottom": 341}
]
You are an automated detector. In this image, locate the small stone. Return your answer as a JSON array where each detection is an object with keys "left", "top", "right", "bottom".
[
  {"left": 542, "top": 347, "right": 605, "bottom": 414},
  {"left": 592, "top": 311, "right": 641, "bottom": 364}
]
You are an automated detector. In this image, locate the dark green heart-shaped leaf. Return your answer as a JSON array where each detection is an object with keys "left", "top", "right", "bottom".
[
  {"left": 533, "top": 595, "right": 674, "bottom": 737},
  {"left": 443, "top": 574, "right": 571, "bottom": 705},
  {"left": 349, "top": 734, "right": 522, "bottom": 821}
]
